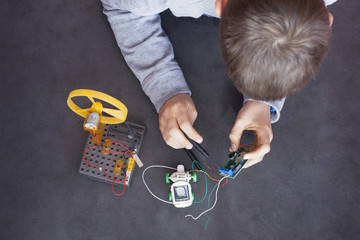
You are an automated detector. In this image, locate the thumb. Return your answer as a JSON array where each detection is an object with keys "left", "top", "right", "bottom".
[{"left": 243, "top": 143, "right": 270, "bottom": 160}]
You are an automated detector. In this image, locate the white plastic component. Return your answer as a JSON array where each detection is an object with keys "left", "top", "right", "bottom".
[
  {"left": 169, "top": 165, "right": 192, "bottom": 182},
  {"left": 168, "top": 165, "right": 194, "bottom": 208},
  {"left": 170, "top": 181, "right": 193, "bottom": 208},
  {"left": 84, "top": 112, "right": 100, "bottom": 130},
  {"left": 132, "top": 153, "right": 143, "bottom": 168},
  {"left": 125, "top": 170, "right": 133, "bottom": 185}
]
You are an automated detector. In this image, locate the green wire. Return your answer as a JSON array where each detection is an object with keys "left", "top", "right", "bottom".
[
  {"left": 190, "top": 159, "right": 225, "bottom": 229},
  {"left": 204, "top": 180, "right": 220, "bottom": 229},
  {"left": 205, "top": 176, "right": 227, "bottom": 229},
  {"left": 192, "top": 160, "right": 208, "bottom": 204}
]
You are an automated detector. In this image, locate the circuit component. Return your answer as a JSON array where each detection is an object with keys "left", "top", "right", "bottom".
[
  {"left": 127, "top": 157, "right": 136, "bottom": 171},
  {"left": 219, "top": 147, "right": 252, "bottom": 178},
  {"left": 83, "top": 101, "right": 103, "bottom": 135},
  {"left": 132, "top": 153, "right": 143, "bottom": 168},
  {"left": 102, "top": 139, "right": 111, "bottom": 155},
  {"left": 124, "top": 157, "right": 136, "bottom": 185},
  {"left": 79, "top": 122, "right": 145, "bottom": 187},
  {"left": 68, "top": 90, "right": 144, "bottom": 188},
  {"left": 84, "top": 112, "right": 100, "bottom": 132},
  {"left": 114, "top": 159, "right": 124, "bottom": 176}
]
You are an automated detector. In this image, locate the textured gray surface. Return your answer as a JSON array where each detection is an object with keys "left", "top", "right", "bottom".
[{"left": 0, "top": 0, "right": 359, "bottom": 239}]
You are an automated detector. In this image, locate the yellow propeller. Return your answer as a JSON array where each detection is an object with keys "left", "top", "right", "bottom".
[{"left": 67, "top": 89, "right": 128, "bottom": 125}]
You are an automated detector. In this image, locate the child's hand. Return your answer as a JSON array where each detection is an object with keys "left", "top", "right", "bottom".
[
  {"left": 159, "top": 94, "right": 203, "bottom": 149},
  {"left": 229, "top": 101, "right": 273, "bottom": 168}
]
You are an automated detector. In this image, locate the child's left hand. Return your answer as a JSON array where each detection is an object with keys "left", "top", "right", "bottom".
[{"left": 229, "top": 101, "right": 273, "bottom": 168}]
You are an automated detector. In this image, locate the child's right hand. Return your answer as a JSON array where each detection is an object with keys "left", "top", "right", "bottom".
[{"left": 158, "top": 94, "right": 203, "bottom": 150}]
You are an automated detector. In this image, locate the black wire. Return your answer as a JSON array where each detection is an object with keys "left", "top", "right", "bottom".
[{"left": 124, "top": 121, "right": 136, "bottom": 151}]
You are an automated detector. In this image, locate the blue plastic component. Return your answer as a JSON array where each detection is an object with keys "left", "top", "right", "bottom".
[{"left": 219, "top": 167, "right": 234, "bottom": 177}]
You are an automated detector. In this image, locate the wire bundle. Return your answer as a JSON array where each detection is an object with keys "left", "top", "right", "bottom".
[{"left": 142, "top": 160, "right": 228, "bottom": 229}]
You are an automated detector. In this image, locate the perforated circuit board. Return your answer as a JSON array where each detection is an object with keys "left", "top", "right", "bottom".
[{"left": 78, "top": 122, "right": 145, "bottom": 187}]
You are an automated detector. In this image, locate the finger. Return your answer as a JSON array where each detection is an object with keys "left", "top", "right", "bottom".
[
  {"left": 187, "top": 103, "right": 198, "bottom": 124},
  {"left": 165, "top": 118, "right": 193, "bottom": 149},
  {"left": 229, "top": 120, "right": 247, "bottom": 152},
  {"left": 159, "top": 121, "right": 180, "bottom": 149},
  {"left": 242, "top": 157, "right": 263, "bottom": 169},
  {"left": 243, "top": 143, "right": 270, "bottom": 160},
  {"left": 177, "top": 113, "right": 203, "bottom": 144},
  {"left": 164, "top": 137, "right": 186, "bottom": 150},
  {"left": 164, "top": 132, "right": 192, "bottom": 149},
  {"left": 243, "top": 131, "right": 265, "bottom": 168},
  {"left": 160, "top": 116, "right": 188, "bottom": 149},
  {"left": 244, "top": 124, "right": 272, "bottom": 155}
]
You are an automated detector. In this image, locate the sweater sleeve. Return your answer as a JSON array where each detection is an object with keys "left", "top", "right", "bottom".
[
  {"left": 102, "top": 1, "right": 191, "bottom": 112},
  {"left": 324, "top": 0, "right": 337, "bottom": 6},
  {"left": 243, "top": 97, "right": 286, "bottom": 123}
]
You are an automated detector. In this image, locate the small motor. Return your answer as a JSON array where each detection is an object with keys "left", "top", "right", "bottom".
[
  {"left": 84, "top": 112, "right": 100, "bottom": 132},
  {"left": 83, "top": 102, "right": 103, "bottom": 134}
]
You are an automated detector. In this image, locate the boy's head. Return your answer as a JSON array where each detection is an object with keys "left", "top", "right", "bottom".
[{"left": 218, "top": 0, "right": 332, "bottom": 101}]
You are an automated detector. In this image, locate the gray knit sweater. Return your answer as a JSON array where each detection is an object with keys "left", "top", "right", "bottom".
[{"left": 100, "top": 0, "right": 336, "bottom": 123}]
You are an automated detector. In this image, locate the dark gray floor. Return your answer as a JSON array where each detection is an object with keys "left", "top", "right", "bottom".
[{"left": 1, "top": 0, "right": 359, "bottom": 239}]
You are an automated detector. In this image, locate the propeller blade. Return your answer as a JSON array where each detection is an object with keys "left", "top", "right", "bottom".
[
  {"left": 76, "top": 108, "right": 91, "bottom": 116},
  {"left": 87, "top": 96, "right": 95, "bottom": 104},
  {"left": 102, "top": 108, "right": 124, "bottom": 120}
]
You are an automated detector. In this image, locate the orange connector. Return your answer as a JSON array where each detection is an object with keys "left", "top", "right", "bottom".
[{"left": 114, "top": 159, "right": 124, "bottom": 176}]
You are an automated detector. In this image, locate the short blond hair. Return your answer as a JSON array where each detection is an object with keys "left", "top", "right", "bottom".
[{"left": 220, "top": 0, "right": 331, "bottom": 100}]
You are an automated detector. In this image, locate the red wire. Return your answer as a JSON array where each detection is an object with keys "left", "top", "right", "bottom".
[
  {"left": 102, "top": 168, "right": 127, "bottom": 183},
  {"left": 94, "top": 133, "right": 133, "bottom": 154},
  {"left": 82, "top": 132, "right": 130, "bottom": 195},
  {"left": 221, "top": 177, "right": 228, "bottom": 188},
  {"left": 101, "top": 149, "right": 132, "bottom": 155},
  {"left": 207, "top": 165, "right": 228, "bottom": 187},
  {"left": 82, "top": 145, "right": 128, "bottom": 183},
  {"left": 205, "top": 164, "right": 229, "bottom": 188},
  {"left": 82, "top": 145, "right": 100, "bottom": 168},
  {"left": 207, "top": 166, "right": 219, "bottom": 180},
  {"left": 112, "top": 179, "right": 126, "bottom": 196}
]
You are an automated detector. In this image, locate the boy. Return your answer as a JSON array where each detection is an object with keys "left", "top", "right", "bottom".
[{"left": 100, "top": 0, "right": 336, "bottom": 167}]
